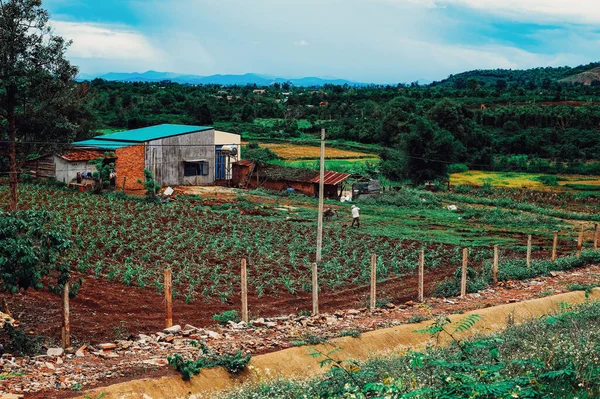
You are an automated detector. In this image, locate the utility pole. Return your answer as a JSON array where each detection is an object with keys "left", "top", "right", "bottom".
[{"left": 316, "top": 129, "right": 325, "bottom": 263}]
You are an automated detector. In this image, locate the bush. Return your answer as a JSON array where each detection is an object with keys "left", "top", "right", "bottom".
[
  {"left": 168, "top": 350, "right": 251, "bottom": 380},
  {"left": 447, "top": 163, "right": 469, "bottom": 174},
  {"left": 534, "top": 175, "right": 559, "bottom": 186},
  {"left": 2, "top": 325, "right": 42, "bottom": 356},
  {"left": 213, "top": 310, "right": 240, "bottom": 325}
]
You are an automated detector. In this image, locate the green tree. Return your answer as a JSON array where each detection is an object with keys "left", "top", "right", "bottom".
[{"left": 1, "top": 0, "right": 85, "bottom": 211}]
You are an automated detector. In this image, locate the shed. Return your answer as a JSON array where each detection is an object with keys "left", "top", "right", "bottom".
[
  {"left": 24, "top": 149, "right": 108, "bottom": 183},
  {"left": 71, "top": 124, "right": 241, "bottom": 190},
  {"left": 232, "top": 161, "right": 349, "bottom": 198}
]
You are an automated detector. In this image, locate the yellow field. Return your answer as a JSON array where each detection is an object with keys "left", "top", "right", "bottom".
[
  {"left": 451, "top": 170, "right": 600, "bottom": 190},
  {"left": 245, "top": 142, "right": 373, "bottom": 160}
]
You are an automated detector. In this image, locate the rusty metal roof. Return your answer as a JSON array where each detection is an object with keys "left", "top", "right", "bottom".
[
  {"left": 59, "top": 149, "right": 111, "bottom": 162},
  {"left": 311, "top": 171, "right": 350, "bottom": 185},
  {"left": 235, "top": 160, "right": 255, "bottom": 167}
]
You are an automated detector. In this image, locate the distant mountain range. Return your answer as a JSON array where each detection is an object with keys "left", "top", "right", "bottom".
[{"left": 76, "top": 71, "right": 374, "bottom": 86}]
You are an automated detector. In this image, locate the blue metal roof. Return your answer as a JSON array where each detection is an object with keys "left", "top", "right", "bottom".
[
  {"left": 71, "top": 139, "right": 134, "bottom": 149},
  {"left": 93, "top": 124, "right": 213, "bottom": 143}
]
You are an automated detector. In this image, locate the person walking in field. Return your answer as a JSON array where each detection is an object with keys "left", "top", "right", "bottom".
[{"left": 351, "top": 205, "right": 361, "bottom": 228}]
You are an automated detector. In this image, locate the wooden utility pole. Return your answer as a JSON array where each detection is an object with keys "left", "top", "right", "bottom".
[
  {"left": 316, "top": 129, "right": 325, "bottom": 264},
  {"left": 241, "top": 259, "right": 248, "bottom": 323},
  {"left": 493, "top": 245, "right": 499, "bottom": 284},
  {"left": 552, "top": 231, "right": 558, "bottom": 262},
  {"left": 164, "top": 269, "right": 173, "bottom": 328},
  {"left": 62, "top": 282, "right": 70, "bottom": 349},
  {"left": 418, "top": 250, "right": 425, "bottom": 302},
  {"left": 312, "top": 263, "right": 319, "bottom": 315},
  {"left": 370, "top": 254, "right": 377, "bottom": 311},
  {"left": 577, "top": 226, "right": 584, "bottom": 258},
  {"left": 526, "top": 235, "right": 532, "bottom": 268},
  {"left": 461, "top": 249, "right": 468, "bottom": 298}
]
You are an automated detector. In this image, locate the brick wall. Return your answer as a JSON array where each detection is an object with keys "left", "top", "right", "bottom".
[{"left": 115, "top": 145, "right": 146, "bottom": 190}]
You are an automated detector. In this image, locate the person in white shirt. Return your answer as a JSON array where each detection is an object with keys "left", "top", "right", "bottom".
[{"left": 351, "top": 205, "right": 361, "bottom": 228}]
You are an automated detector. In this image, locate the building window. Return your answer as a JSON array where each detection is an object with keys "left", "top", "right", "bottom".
[{"left": 184, "top": 161, "right": 209, "bottom": 177}]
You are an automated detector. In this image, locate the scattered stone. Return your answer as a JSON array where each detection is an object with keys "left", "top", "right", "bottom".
[
  {"left": 164, "top": 325, "right": 182, "bottom": 334},
  {"left": 97, "top": 343, "right": 117, "bottom": 351},
  {"left": 44, "top": 362, "right": 55, "bottom": 370},
  {"left": 183, "top": 324, "right": 199, "bottom": 331},
  {"left": 46, "top": 348, "right": 63, "bottom": 357}
]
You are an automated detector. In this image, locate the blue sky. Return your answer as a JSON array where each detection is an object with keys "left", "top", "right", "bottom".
[{"left": 45, "top": 0, "right": 600, "bottom": 84}]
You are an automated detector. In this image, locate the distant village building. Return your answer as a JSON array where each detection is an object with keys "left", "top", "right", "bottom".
[
  {"left": 28, "top": 124, "right": 241, "bottom": 190},
  {"left": 232, "top": 161, "right": 349, "bottom": 198},
  {"left": 252, "top": 89, "right": 266, "bottom": 94}
]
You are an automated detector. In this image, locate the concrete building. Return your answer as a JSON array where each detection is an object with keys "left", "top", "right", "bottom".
[{"left": 72, "top": 124, "right": 241, "bottom": 190}]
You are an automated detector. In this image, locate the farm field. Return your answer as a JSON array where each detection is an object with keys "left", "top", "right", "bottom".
[
  {"left": 2, "top": 182, "right": 598, "bottom": 306},
  {"left": 451, "top": 170, "right": 600, "bottom": 191},
  {"left": 244, "top": 142, "right": 374, "bottom": 160}
]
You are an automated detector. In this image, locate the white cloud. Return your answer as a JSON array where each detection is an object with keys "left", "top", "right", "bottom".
[
  {"left": 51, "top": 20, "right": 162, "bottom": 61},
  {"left": 294, "top": 40, "right": 310, "bottom": 47},
  {"left": 399, "top": 0, "right": 600, "bottom": 24}
]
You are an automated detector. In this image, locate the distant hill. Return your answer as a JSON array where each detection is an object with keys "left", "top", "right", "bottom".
[
  {"left": 433, "top": 62, "right": 600, "bottom": 88},
  {"left": 78, "top": 71, "right": 370, "bottom": 87},
  {"left": 560, "top": 67, "right": 600, "bottom": 86}
]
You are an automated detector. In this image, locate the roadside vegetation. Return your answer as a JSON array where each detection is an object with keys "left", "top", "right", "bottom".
[{"left": 220, "top": 300, "right": 600, "bottom": 398}]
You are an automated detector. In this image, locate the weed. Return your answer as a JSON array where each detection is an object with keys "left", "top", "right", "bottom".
[
  {"left": 338, "top": 330, "right": 361, "bottom": 338},
  {"left": 213, "top": 310, "right": 240, "bottom": 325}
]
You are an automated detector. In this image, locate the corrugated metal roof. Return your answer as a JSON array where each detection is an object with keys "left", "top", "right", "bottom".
[
  {"left": 93, "top": 124, "right": 212, "bottom": 143},
  {"left": 71, "top": 139, "right": 134, "bottom": 149},
  {"left": 311, "top": 171, "right": 350, "bottom": 185}
]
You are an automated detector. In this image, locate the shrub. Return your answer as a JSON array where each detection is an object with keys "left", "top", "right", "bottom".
[
  {"left": 447, "top": 163, "right": 468, "bottom": 174},
  {"left": 213, "top": 310, "right": 240, "bottom": 325},
  {"left": 168, "top": 350, "right": 251, "bottom": 380},
  {"left": 338, "top": 330, "right": 361, "bottom": 338},
  {"left": 2, "top": 325, "right": 42, "bottom": 356}
]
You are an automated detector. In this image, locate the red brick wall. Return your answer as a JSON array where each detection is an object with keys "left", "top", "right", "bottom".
[{"left": 115, "top": 145, "right": 146, "bottom": 190}]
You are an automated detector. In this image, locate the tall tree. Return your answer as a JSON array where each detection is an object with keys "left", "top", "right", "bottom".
[{"left": 0, "top": 0, "right": 82, "bottom": 210}]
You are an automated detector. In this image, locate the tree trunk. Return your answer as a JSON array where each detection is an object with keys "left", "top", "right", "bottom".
[{"left": 8, "top": 87, "right": 18, "bottom": 211}]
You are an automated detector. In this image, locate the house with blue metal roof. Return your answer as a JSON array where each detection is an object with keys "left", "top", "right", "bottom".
[{"left": 70, "top": 124, "right": 241, "bottom": 189}]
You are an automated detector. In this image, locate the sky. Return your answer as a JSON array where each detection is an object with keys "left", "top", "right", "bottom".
[{"left": 44, "top": 0, "right": 600, "bottom": 84}]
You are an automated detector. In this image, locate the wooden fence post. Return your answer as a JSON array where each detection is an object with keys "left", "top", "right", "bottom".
[
  {"left": 461, "top": 248, "right": 468, "bottom": 298},
  {"left": 312, "top": 263, "right": 319, "bottom": 316},
  {"left": 122, "top": 176, "right": 127, "bottom": 193},
  {"left": 493, "top": 245, "right": 499, "bottom": 284},
  {"left": 526, "top": 235, "right": 532, "bottom": 268},
  {"left": 241, "top": 259, "right": 248, "bottom": 323},
  {"left": 552, "top": 231, "right": 558, "bottom": 262},
  {"left": 164, "top": 269, "right": 173, "bottom": 328},
  {"left": 577, "top": 226, "right": 584, "bottom": 258},
  {"left": 62, "top": 281, "right": 70, "bottom": 349},
  {"left": 595, "top": 224, "right": 599, "bottom": 251},
  {"left": 418, "top": 250, "right": 425, "bottom": 302},
  {"left": 370, "top": 254, "right": 377, "bottom": 311}
]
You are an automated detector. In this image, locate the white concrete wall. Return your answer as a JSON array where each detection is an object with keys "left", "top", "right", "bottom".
[
  {"left": 214, "top": 131, "right": 242, "bottom": 180},
  {"left": 54, "top": 156, "right": 97, "bottom": 184}
]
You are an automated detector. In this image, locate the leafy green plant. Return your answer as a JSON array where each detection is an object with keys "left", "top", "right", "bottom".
[
  {"left": 137, "top": 169, "right": 161, "bottom": 198},
  {"left": 168, "top": 349, "right": 251, "bottom": 380},
  {"left": 2, "top": 325, "right": 42, "bottom": 356},
  {"left": 338, "top": 329, "right": 361, "bottom": 338},
  {"left": 213, "top": 310, "right": 240, "bottom": 325}
]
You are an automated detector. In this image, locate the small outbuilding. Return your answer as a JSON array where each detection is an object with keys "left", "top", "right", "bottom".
[
  {"left": 232, "top": 161, "right": 349, "bottom": 199},
  {"left": 24, "top": 149, "right": 108, "bottom": 184}
]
